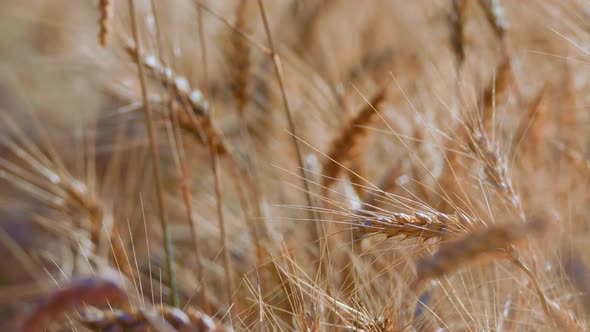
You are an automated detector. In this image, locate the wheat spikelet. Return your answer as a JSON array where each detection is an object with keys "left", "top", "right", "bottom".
[
  {"left": 128, "top": 0, "right": 178, "bottom": 306},
  {"left": 80, "top": 305, "right": 230, "bottom": 332},
  {"left": 166, "top": 101, "right": 226, "bottom": 155},
  {"left": 354, "top": 211, "right": 466, "bottom": 241},
  {"left": 123, "top": 42, "right": 209, "bottom": 117},
  {"left": 322, "top": 89, "right": 386, "bottom": 190},
  {"left": 123, "top": 41, "right": 228, "bottom": 154},
  {"left": 168, "top": 101, "right": 211, "bottom": 313},
  {"left": 466, "top": 118, "right": 522, "bottom": 216},
  {"left": 98, "top": 0, "right": 113, "bottom": 47}
]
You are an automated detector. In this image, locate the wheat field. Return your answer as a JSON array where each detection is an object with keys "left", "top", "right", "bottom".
[{"left": 0, "top": 0, "right": 589, "bottom": 331}]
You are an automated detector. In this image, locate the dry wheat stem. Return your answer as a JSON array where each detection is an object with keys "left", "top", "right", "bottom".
[
  {"left": 127, "top": 0, "right": 178, "bottom": 307},
  {"left": 192, "top": 5, "right": 234, "bottom": 307},
  {"left": 209, "top": 139, "right": 234, "bottom": 303},
  {"left": 256, "top": 0, "right": 330, "bottom": 282},
  {"left": 169, "top": 105, "right": 210, "bottom": 313},
  {"left": 0, "top": 135, "right": 116, "bottom": 271},
  {"left": 123, "top": 42, "right": 209, "bottom": 118}
]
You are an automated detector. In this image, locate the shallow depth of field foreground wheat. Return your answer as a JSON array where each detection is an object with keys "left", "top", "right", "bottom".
[{"left": 1, "top": 0, "right": 590, "bottom": 331}]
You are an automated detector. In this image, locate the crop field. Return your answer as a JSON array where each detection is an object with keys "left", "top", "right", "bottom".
[{"left": 0, "top": 1, "right": 589, "bottom": 331}]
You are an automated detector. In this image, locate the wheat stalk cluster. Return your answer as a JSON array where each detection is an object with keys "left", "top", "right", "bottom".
[{"left": 0, "top": 0, "right": 589, "bottom": 331}]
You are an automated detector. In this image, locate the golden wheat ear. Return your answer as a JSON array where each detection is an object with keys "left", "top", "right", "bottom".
[
  {"left": 79, "top": 305, "right": 230, "bottom": 332},
  {"left": 321, "top": 88, "right": 386, "bottom": 191},
  {"left": 353, "top": 211, "right": 458, "bottom": 241}
]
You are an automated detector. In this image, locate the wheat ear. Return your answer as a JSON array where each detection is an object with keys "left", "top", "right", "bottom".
[
  {"left": 123, "top": 41, "right": 228, "bottom": 155},
  {"left": 322, "top": 89, "right": 386, "bottom": 191},
  {"left": 168, "top": 103, "right": 210, "bottom": 313},
  {"left": 466, "top": 118, "right": 522, "bottom": 217},
  {"left": 354, "top": 211, "right": 464, "bottom": 241}
]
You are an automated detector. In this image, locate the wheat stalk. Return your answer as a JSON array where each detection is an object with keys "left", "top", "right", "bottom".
[{"left": 127, "top": 0, "right": 178, "bottom": 307}]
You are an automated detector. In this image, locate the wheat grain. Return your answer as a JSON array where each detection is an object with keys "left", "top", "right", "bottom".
[{"left": 128, "top": 0, "right": 178, "bottom": 307}]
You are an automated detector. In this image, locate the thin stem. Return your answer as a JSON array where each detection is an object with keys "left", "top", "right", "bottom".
[
  {"left": 210, "top": 140, "right": 234, "bottom": 301},
  {"left": 255, "top": 0, "right": 329, "bottom": 279},
  {"left": 169, "top": 104, "right": 211, "bottom": 313},
  {"left": 197, "top": 9, "right": 233, "bottom": 304},
  {"left": 127, "top": 0, "right": 178, "bottom": 307}
]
